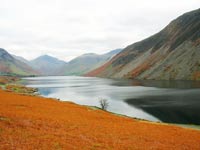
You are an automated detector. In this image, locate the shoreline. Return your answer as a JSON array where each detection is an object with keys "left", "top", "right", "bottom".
[
  {"left": 1, "top": 88, "right": 200, "bottom": 149},
  {"left": 1, "top": 75, "right": 200, "bottom": 131}
]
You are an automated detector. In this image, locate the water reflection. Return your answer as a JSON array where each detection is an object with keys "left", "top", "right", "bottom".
[
  {"left": 125, "top": 89, "right": 200, "bottom": 124},
  {"left": 112, "top": 79, "right": 200, "bottom": 89},
  {"left": 23, "top": 76, "right": 200, "bottom": 125}
]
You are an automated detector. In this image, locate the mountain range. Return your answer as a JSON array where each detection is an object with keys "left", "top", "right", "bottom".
[
  {"left": 59, "top": 49, "right": 122, "bottom": 75},
  {"left": 86, "top": 8, "right": 200, "bottom": 80},
  {"left": 0, "top": 48, "right": 122, "bottom": 76},
  {"left": 1, "top": 9, "right": 199, "bottom": 80}
]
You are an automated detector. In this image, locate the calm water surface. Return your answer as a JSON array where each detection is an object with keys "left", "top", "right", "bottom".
[{"left": 23, "top": 76, "right": 200, "bottom": 125}]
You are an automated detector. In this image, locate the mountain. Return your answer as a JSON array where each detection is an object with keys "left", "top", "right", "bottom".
[
  {"left": 86, "top": 9, "right": 200, "bottom": 80},
  {"left": 30, "top": 55, "right": 67, "bottom": 75},
  {"left": 0, "top": 48, "right": 37, "bottom": 76},
  {"left": 12, "top": 55, "right": 30, "bottom": 65},
  {"left": 59, "top": 49, "right": 122, "bottom": 76}
]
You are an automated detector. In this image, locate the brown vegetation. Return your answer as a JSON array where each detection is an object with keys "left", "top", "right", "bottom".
[
  {"left": 193, "top": 71, "right": 200, "bottom": 80},
  {"left": 85, "top": 61, "right": 112, "bottom": 77},
  {"left": 5, "top": 84, "right": 37, "bottom": 94},
  {"left": 127, "top": 52, "right": 167, "bottom": 79},
  {"left": 0, "top": 89, "right": 200, "bottom": 149},
  {"left": 0, "top": 76, "right": 19, "bottom": 85}
]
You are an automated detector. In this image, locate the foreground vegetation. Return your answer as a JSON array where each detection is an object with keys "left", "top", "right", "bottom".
[
  {"left": 0, "top": 89, "right": 200, "bottom": 149},
  {"left": 0, "top": 76, "right": 19, "bottom": 85},
  {"left": 0, "top": 76, "right": 37, "bottom": 95}
]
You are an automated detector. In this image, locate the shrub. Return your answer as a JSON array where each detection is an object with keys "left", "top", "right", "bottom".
[{"left": 99, "top": 98, "right": 109, "bottom": 110}]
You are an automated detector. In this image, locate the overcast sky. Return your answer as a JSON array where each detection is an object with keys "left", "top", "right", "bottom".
[{"left": 0, "top": 0, "right": 199, "bottom": 61}]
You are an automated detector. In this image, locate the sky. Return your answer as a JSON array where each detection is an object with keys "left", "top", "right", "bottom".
[{"left": 0, "top": 0, "right": 199, "bottom": 61}]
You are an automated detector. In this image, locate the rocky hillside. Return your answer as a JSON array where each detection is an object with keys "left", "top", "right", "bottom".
[
  {"left": 86, "top": 8, "right": 200, "bottom": 80},
  {"left": 0, "top": 48, "right": 37, "bottom": 76},
  {"left": 59, "top": 49, "right": 122, "bottom": 76},
  {"left": 30, "top": 55, "right": 66, "bottom": 75}
]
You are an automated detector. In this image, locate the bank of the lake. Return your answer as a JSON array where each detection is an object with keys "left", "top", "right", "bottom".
[
  {"left": 1, "top": 89, "right": 200, "bottom": 149},
  {"left": 23, "top": 76, "right": 200, "bottom": 125}
]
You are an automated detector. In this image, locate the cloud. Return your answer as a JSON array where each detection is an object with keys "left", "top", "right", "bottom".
[{"left": 0, "top": 0, "right": 199, "bottom": 61}]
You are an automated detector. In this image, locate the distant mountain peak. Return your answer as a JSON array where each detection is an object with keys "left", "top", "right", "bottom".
[
  {"left": 0, "top": 48, "right": 14, "bottom": 61},
  {"left": 0, "top": 48, "right": 37, "bottom": 76},
  {"left": 0, "top": 48, "right": 10, "bottom": 55},
  {"left": 59, "top": 48, "right": 122, "bottom": 76},
  {"left": 35, "top": 54, "right": 55, "bottom": 60},
  {"left": 82, "top": 53, "right": 97, "bottom": 56},
  {"left": 30, "top": 54, "right": 66, "bottom": 75},
  {"left": 0, "top": 48, "right": 7, "bottom": 51}
]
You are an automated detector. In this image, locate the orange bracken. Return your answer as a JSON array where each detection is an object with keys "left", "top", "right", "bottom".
[{"left": 0, "top": 89, "right": 200, "bottom": 150}]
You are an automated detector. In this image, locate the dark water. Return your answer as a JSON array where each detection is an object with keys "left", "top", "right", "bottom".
[{"left": 23, "top": 76, "right": 200, "bottom": 125}]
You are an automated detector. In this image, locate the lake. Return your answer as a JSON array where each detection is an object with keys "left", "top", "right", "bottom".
[{"left": 23, "top": 76, "right": 200, "bottom": 125}]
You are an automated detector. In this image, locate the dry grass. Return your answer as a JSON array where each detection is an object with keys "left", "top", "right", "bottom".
[
  {"left": 0, "top": 76, "right": 19, "bottom": 85},
  {"left": 5, "top": 84, "right": 37, "bottom": 94},
  {"left": 0, "top": 89, "right": 200, "bottom": 150}
]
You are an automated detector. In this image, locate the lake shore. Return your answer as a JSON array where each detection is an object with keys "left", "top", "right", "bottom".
[{"left": 1, "top": 78, "right": 200, "bottom": 149}]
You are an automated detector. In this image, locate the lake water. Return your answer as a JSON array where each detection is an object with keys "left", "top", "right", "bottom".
[{"left": 23, "top": 76, "right": 200, "bottom": 125}]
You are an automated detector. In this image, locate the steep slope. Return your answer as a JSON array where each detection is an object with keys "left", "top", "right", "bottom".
[
  {"left": 59, "top": 49, "right": 122, "bottom": 76},
  {"left": 30, "top": 55, "right": 66, "bottom": 75},
  {"left": 0, "top": 48, "right": 37, "bottom": 76},
  {"left": 87, "top": 8, "right": 200, "bottom": 80},
  {"left": 12, "top": 55, "right": 30, "bottom": 65}
]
